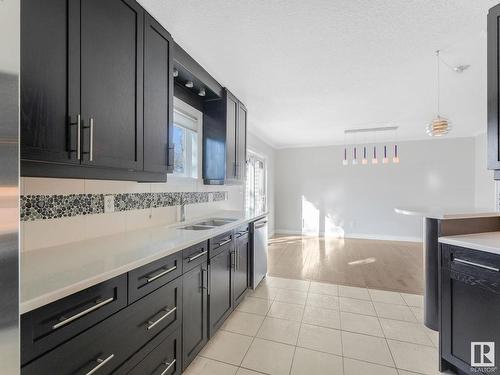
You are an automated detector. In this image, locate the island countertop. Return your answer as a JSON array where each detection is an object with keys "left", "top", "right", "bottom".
[
  {"left": 21, "top": 210, "right": 267, "bottom": 314},
  {"left": 439, "top": 231, "right": 500, "bottom": 256},
  {"left": 394, "top": 207, "right": 500, "bottom": 220}
]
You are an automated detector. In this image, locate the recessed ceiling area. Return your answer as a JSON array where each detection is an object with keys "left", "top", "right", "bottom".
[{"left": 139, "top": 0, "right": 498, "bottom": 148}]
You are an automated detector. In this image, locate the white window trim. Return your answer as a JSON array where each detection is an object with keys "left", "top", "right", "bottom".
[
  {"left": 172, "top": 97, "right": 203, "bottom": 182},
  {"left": 246, "top": 149, "right": 268, "bottom": 212}
]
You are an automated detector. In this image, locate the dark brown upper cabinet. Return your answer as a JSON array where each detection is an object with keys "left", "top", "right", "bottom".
[
  {"left": 488, "top": 4, "right": 500, "bottom": 173},
  {"left": 21, "top": 0, "right": 172, "bottom": 182}
]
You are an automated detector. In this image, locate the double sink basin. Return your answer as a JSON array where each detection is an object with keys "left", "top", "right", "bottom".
[{"left": 179, "top": 218, "right": 238, "bottom": 231}]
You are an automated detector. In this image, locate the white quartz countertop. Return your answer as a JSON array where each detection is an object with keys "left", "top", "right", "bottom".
[
  {"left": 439, "top": 231, "right": 500, "bottom": 255},
  {"left": 21, "top": 210, "right": 267, "bottom": 314},
  {"left": 394, "top": 207, "right": 500, "bottom": 220}
]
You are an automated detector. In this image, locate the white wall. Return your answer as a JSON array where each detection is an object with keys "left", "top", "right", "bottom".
[
  {"left": 274, "top": 137, "right": 479, "bottom": 242},
  {"left": 21, "top": 177, "right": 244, "bottom": 251},
  {"left": 247, "top": 131, "right": 276, "bottom": 236},
  {"left": 474, "top": 132, "right": 496, "bottom": 210}
]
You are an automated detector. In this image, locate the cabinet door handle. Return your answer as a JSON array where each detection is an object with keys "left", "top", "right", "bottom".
[
  {"left": 159, "top": 359, "right": 176, "bottom": 375},
  {"left": 85, "top": 354, "right": 114, "bottom": 375},
  {"left": 89, "top": 117, "right": 94, "bottom": 162},
  {"left": 454, "top": 258, "right": 499, "bottom": 272},
  {"left": 146, "top": 265, "right": 177, "bottom": 283},
  {"left": 52, "top": 297, "right": 114, "bottom": 330},
  {"left": 147, "top": 306, "right": 177, "bottom": 330},
  {"left": 218, "top": 238, "right": 232, "bottom": 247},
  {"left": 188, "top": 250, "right": 207, "bottom": 262}
]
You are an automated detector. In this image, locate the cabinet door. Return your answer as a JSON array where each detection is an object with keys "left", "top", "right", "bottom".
[
  {"left": 182, "top": 263, "right": 208, "bottom": 370},
  {"left": 225, "top": 91, "right": 238, "bottom": 180},
  {"left": 209, "top": 246, "right": 233, "bottom": 337},
  {"left": 488, "top": 4, "right": 500, "bottom": 170},
  {"left": 21, "top": 0, "right": 80, "bottom": 164},
  {"left": 80, "top": 0, "right": 143, "bottom": 170},
  {"left": 440, "top": 245, "right": 500, "bottom": 373},
  {"left": 144, "top": 14, "right": 173, "bottom": 175},
  {"left": 233, "top": 233, "right": 249, "bottom": 307},
  {"left": 236, "top": 102, "right": 247, "bottom": 181}
]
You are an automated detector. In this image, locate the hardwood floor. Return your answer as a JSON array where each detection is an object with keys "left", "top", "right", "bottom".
[{"left": 267, "top": 234, "right": 423, "bottom": 295}]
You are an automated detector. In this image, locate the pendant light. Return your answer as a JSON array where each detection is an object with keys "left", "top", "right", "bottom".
[
  {"left": 342, "top": 147, "right": 348, "bottom": 166},
  {"left": 352, "top": 147, "right": 358, "bottom": 165},
  {"left": 382, "top": 145, "right": 389, "bottom": 164},
  {"left": 426, "top": 50, "right": 451, "bottom": 136},
  {"left": 392, "top": 128, "right": 400, "bottom": 163},
  {"left": 372, "top": 145, "right": 378, "bottom": 164},
  {"left": 362, "top": 146, "right": 368, "bottom": 165}
]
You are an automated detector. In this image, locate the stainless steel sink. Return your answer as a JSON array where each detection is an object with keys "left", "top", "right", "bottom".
[
  {"left": 179, "top": 225, "right": 215, "bottom": 231},
  {"left": 195, "top": 218, "right": 238, "bottom": 227}
]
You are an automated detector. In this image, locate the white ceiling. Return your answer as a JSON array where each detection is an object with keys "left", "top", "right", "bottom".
[{"left": 139, "top": 0, "right": 498, "bottom": 148}]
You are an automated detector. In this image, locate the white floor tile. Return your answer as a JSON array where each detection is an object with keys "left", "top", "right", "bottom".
[
  {"left": 306, "top": 292, "right": 340, "bottom": 310},
  {"left": 236, "top": 369, "right": 263, "bottom": 375},
  {"left": 344, "top": 357, "right": 398, "bottom": 375},
  {"left": 266, "top": 277, "right": 310, "bottom": 292},
  {"left": 221, "top": 311, "right": 265, "bottom": 337},
  {"left": 302, "top": 306, "right": 341, "bottom": 329},
  {"left": 369, "top": 289, "right": 406, "bottom": 305},
  {"left": 297, "top": 323, "right": 343, "bottom": 355},
  {"left": 199, "top": 331, "right": 253, "bottom": 366},
  {"left": 268, "top": 301, "right": 304, "bottom": 321},
  {"left": 379, "top": 319, "right": 434, "bottom": 346},
  {"left": 339, "top": 285, "right": 371, "bottom": 301},
  {"left": 387, "top": 339, "right": 440, "bottom": 375},
  {"left": 290, "top": 347, "right": 344, "bottom": 375},
  {"left": 374, "top": 302, "right": 418, "bottom": 323},
  {"left": 341, "top": 311, "right": 384, "bottom": 337},
  {"left": 184, "top": 357, "right": 238, "bottom": 375},
  {"left": 342, "top": 331, "right": 395, "bottom": 367},
  {"left": 256, "top": 317, "right": 301, "bottom": 345},
  {"left": 340, "top": 297, "right": 377, "bottom": 316},
  {"left": 309, "top": 281, "right": 339, "bottom": 296},
  {"left": 248, "top": 285, "right": 280, "bottom": 300},
  {"left": 409, "top": 306, "right": 424, "bottom": 323},
  {"left": 275, "top": 289, "right": 308, "bottom": 305},
  {"left": 400, "top": 293, "right": 424, "bottom": 308},
  {"left": 241, "top": 338, "right": 295, "bottom": 375},
  {"left": 236, "top": 297, "right": 272, "bottom": 316},
  {"left": 424, "top": 327, "right": 439, "bottom": 348}
]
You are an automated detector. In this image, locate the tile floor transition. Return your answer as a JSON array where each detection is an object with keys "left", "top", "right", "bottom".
[{"left": 184, "top": 276, "right": 448, "bottom": 375}]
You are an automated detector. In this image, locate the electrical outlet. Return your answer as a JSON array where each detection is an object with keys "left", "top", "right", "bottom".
[{"left": 104, "top": 195, "right": 115, "bottom": 213}]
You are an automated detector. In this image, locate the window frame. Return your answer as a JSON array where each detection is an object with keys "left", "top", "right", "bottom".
[
  {"left": 245, "top": 150, "right": 268, "bottom": 213},
  {"left": 171, "top": 97, "right": 203, "bottom": 181}
]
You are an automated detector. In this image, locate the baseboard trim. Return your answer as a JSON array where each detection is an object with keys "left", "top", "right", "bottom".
[{"left": 274, "top": 229, "right": 421, "bottom": 243}]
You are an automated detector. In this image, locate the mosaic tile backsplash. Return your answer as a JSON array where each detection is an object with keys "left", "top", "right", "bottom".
[{"left": 21, "top": 191, "right": 227, "bottom": 222}]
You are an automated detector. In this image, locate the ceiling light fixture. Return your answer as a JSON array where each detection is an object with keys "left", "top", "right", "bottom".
[
  {"left": 185, "top": 81, "right": 194, "bottom": 88},
  {"left": 173, "top": 69, "right": 179, "bottom": 78},
  {"left": 342, "top": 126, "right": 399, "bottom": 166},
  {"left": 426, "top": 50, "right": 451, "bottom": 137},
  {"left": 198, "top": 88, "right": 206, "bottom": 97}
]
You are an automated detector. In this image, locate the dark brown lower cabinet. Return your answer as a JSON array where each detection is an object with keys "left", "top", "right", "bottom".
[
  {"left": 182, "top": 262, "right": 208, "bottom": 370},
  {"left": 233, "top": 232, "right": 250, "bottom": 307},
  {"left": 208, "top": 241, "right": 234, "bottom": 337},
  {"left": 440, "top": 244, "right": 500, "bottom": 375}
]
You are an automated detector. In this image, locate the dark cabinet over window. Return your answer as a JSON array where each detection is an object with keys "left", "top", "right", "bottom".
[
  {"left": 21, "top": 0, "right": 173, "bottom": 182},
  {"left": 488, "top": 4, "right": 500, "bottom": 174}
]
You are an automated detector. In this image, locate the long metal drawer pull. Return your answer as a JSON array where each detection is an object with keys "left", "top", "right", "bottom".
[
  {"left": 454, "top": 258, "right": 500, "bottom": 272},
  {"left": 218, "top": 238, "right": 232, "bottom": 247},
  {"left": 85, "top": 354, "right": 114, "bottom": 375},
  {"left": 52, "top": 297, "right": 114, "bottom": 330},
  {"left": 147, "top": 307, "right": 177, "bottom": 330},
  {"left": 188, "top": 250, "right": 207, "bottom": 262},
  {"left": 146, "top": 266, "right": 177, "bottom": 283},
  {"left": 159, "top": 359, "right": 176, "bottom": 375}
]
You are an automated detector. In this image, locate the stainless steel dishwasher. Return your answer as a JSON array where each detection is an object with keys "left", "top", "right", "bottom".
[{"left": 251, "top": 217, "right": 268, "bottom": 289}]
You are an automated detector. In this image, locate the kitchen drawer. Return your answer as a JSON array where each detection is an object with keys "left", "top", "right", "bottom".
[
  {"left": 442, "top": 244, "right": 500, "bottom": 273},
  {"left": 22, "top": 277, "right": 182, "bottom": 374},
  {"left": 233, "top": 224, "right": 249, "bottom": 238},
  {"left": 127, "top": 328, "right": 180, "bottom": 375},
  {"left": 21, "top": 274, "right": 127, "bottom": 365},
  {"left": 209, "top": 231, "right": 233, "bottom": 258},
  {"left": 128, "top": 252, "right": 182, "bottom": 303},
  {"left": 183, "top": 241, "right": 208, "bottom": 273}
]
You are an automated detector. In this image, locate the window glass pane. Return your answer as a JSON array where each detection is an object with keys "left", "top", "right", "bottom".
[
  {"left": 173, "top": 124, "right": 186, "bottom": 175},
  {"left": 189, "top": 130, "right": 198, "bottom": 178}
]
